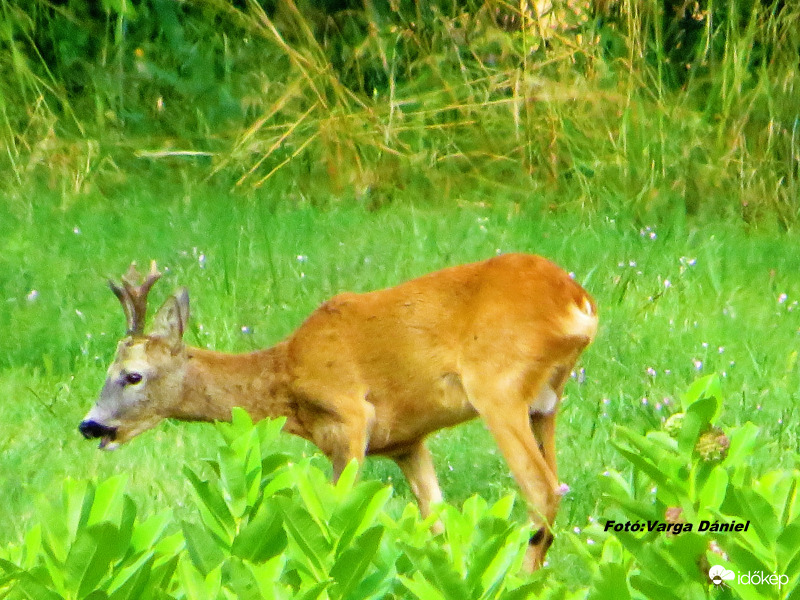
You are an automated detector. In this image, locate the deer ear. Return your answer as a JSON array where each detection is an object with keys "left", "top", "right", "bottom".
[{"left": 150, "top": 288, "right": 190, "bottom": 351}]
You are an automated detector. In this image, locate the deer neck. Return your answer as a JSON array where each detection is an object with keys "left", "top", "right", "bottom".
[{"left": 173, "top": 342, "right": 294, "bottom": 424}]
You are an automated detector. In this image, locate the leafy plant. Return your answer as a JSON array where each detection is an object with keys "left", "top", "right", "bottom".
[
  {"left": 574, "top": 375, "right": 800, "bottom": 599},
  {"left": 0, "top": 475, "right": 182, "bottom": 600}
]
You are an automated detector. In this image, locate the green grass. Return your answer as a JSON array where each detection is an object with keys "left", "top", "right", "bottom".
[{"left": 2, "top": 180, "right": 799, "bottom": 583}]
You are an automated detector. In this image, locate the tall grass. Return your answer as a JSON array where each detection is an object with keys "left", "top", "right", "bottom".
[{"left": 1, "top": 0, "right": 798, "bottom": 223}]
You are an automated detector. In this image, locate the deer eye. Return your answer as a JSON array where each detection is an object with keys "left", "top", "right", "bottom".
[{"left": 124, "top": 372, "right": 143, "bottom": 386}]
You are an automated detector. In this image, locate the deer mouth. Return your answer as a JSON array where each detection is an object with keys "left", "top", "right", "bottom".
[
  {"left": 98, "top": 435, "right": 120, "bottom": 451},
  {"left": 79, "top": 420, "right": 119, "bottom": 450}
]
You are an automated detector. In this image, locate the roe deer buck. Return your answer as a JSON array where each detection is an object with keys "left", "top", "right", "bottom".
[{"left": 79, "top": 254, "right": 597, "bottom": 569}]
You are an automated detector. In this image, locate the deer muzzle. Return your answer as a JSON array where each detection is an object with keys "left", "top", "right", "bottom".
[{"left": 79, "top": 420, "right": 119, "bottom": 450}]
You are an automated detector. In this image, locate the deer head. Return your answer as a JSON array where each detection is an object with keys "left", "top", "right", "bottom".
[{"left": 79, "top": 262, "right": 190, "bottom": 449}]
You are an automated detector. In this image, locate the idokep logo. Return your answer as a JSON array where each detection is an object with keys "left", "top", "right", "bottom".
[
  {"left": 709, "top": 565, "right": 788, "bottom": 588},
  {"left": 709, "top": 565, "right": 735, "bottom": 585}
]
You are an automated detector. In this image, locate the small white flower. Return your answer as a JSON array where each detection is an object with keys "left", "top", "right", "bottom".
[
  {"left": 693, "top": 359, "right": 703, "bottom": 370},
  {"left": 241, "top": 326, "right": 252, "bottom": 334},
  {"left": 559, "top": 483, "right": 571, "bottom": 495},
  {"left": 198, "top": 254, "right": 206, "bottom": 269},
  {"left": 646, "top": 367, "right": 657, "bottom": 377},
  {"left": 779, "top": 293, "right": 788, "bottom": 304},
  {"left": 663, "top": 279, "right": 671, "bottom": 288},
  {"left": 26, "top": 290, "right": 39, "bottom": 302},
  {"left": 73, "top": 226, "right": 82, "bottom": 235},
  {"left": 297, "top": 254, "right": 308, "bottom": 263}
]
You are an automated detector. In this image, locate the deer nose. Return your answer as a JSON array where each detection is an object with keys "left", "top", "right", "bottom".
[{"left": 79, "top": 420, "right": 117, "bottom": 440}]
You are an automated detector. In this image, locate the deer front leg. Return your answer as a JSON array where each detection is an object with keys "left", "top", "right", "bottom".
[
  {"left": 393, "top": 440, "right": 443, "bottom": 519},
  {"left": 308, "top": 398, "right": 376, "bottom": 481}
]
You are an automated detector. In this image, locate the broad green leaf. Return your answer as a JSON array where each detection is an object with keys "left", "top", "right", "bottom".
[
  {"left": 87, "top": 474, "right": 128, "bottom": 527},
  {"left": 4, "top": 564, "right": 66, "bottom": 600},
  {"left": 107, "top": 553, "right": 154, "bottom": 600},
  {"left": 276, "top": 497, "right": 331, "bottom": 579},
  {"left": 487, "top": 495, "right": 517, "bottom": 521},
  {"left": 181, "top": 521, "right": 225, "bottom": 576},
  {"left": 257, "top": 417, "right": 289, "bottom": 456},
  {"left": 216, "top": 406, "right": 255, "bottom": 445},
  {"left": 223, "top": 557, "right": 263, "bottom": 600},
  {"left": 475, "top": 527, "right": 527, "bottom": 598},
  {"left": 776, "top": 520, "right": 800, "bottom": 576},
  {"left": 652, "top": 533, "right": 708, "bottom": 582},
  {"left": 587, "top": 562, "right": 631, "bottom": 600},
  {"left": 614, "top": 426, "right": 686, "bottom": 480},
  {"left": 231, "top": 499, "right": 288, "bottom": 563},
  {"left": 331, "top": 480, "right": 391, "bottom": 553},
  {"left": 610, "top": 444, "right": 685, "bottom": 502},
  {"left": 218, "top": 446, "right": 250, "bottom": 518},
  {"left": 295, "top": 580, "right": 332, "bottom": 600},
  {"left": 183, "top": 467, "right": 236, "bottom": 543},
  {"left": 628, "top": 575, "right": 683, "bottom": 600},
  {"left": 39, "top": 479, "right": 92, "bottom": 564},
  {"left": 398, "top": 572, "right": 448, "bottom": 600},
  {"left": 677, "top": 395, "right": 718, "bottom": 454},
  {"left": 722, "top": 423, "right": 760, "bottom": 470},
  {"left": 130, "top": 511, "right": 173, "bottom": 554},
  {"left": 248, "top": 554, "right": 287, "bottom": 598},
  {"left": 680, "top": 374, "right": 722, "bottom": 420},
  {"left": 399, "top": 542, "right": 469, "bottom": 600},
  {"left": 333, "top": 459, "right": 360, "bottom": 498},
  {"left": 329, "top": 526, "right": 384, "bottom": 600},
  {"left": 294, "top": 467, "right": 333, "bottom": 525},
  {"left": 64, "top": 522, "right": 119, "bottom": 598},
  {"left": 177, "top": 558, "right": 221, "bottom": 600},
  {"left": 501, "top": 582, "right": 544, "bottom": 600},
  {"left": 728, "top": 488, "right": 780, "bottom": 547},
  {"left": 699, "top": 466, "right": 728, "bottom": 512},
  {"left": 260, "top": 452, "right": 292, "bottom": 479}
]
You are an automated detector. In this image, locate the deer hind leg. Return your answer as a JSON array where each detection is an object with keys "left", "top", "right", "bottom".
[
  {"left": 463, "top": 368, "right": 561, "bottom": 571},
  {"left": 528, "top": 365, "right": 572, "bottom": 483},
  {"left": 393, "top": 440, "right": 444, "bottom": 520}
]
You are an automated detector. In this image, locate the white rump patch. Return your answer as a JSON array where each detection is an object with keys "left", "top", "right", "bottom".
[
  {"left": 564, "top": 298, "right": 598, "bottom": 340},
  {"left": 529, "top": 385, "right": 558, "bottom": 415}
]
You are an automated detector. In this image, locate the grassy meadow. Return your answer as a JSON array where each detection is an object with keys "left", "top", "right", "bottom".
[
  {"left": 3, "top": 184, "right": 800, "bottom": 577},
  {"left": 1, "top": 0, "right": 800, "bottom": 593}
]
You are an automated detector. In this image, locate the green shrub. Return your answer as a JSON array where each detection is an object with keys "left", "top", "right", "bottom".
[
  {"left": 574, "top": 375, "right": 800, "bottom": 599},
  {"left": 3, "top": 377, "right": 799, "bottom": 599},
  {"left": 0, "top": 408, "right": 537, "bottom": 599}
]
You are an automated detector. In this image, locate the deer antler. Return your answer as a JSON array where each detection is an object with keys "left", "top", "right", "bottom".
[{"left": 109, "top": 261, "right": 162, "bottom": 335}]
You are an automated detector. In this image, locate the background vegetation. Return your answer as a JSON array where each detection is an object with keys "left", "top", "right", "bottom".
[{"left": 1, "top": 0, "right": 799, "bottom": 597}]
